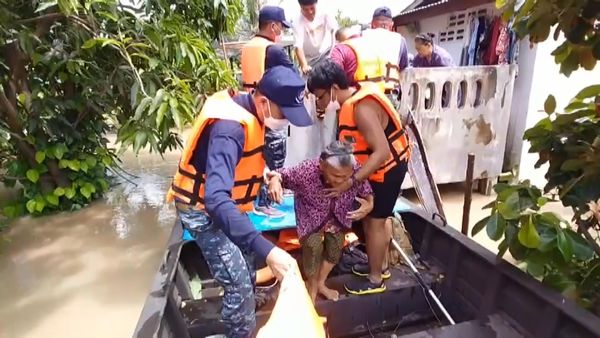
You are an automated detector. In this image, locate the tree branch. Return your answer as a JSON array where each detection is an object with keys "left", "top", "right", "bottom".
[{"left": 16, "top": 13, "right": 64, "bottom": 25}]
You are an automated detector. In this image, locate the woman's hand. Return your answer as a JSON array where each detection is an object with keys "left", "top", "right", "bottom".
[
  {"left": 266, "top": 171, "right": 284, "bottom": 204},
  {"left": 347, "top": 196, "right": 374, "bottom": 221},
  {"left": 324, "top": 178, "right": 353, "bottom": 198}
]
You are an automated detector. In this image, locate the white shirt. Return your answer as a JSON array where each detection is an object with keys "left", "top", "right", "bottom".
[{"left": 293, "top": 12, "right": 338, "bottom": 63}]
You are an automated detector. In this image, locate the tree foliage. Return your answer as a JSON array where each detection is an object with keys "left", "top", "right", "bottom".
[
  {"left": 335, "top": 10, "right": 359, "bottom": 28},
  {"left": 0, "top": 0, "right": 242, "bottom": 220},
  {"left": 476, "top": 0, "right": 600, "bottom": 314}
]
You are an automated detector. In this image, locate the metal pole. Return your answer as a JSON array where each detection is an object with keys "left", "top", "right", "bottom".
[
  {"left": 390, "top": 237, "right": 456, "bottom": 325},
  {"left": 462, "top": 153, "right": 475, "bottom": 236}
]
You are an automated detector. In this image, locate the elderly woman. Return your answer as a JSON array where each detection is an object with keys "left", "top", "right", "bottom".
[{"left": 267, "top": 141, "right": 374, "bottom": 302}]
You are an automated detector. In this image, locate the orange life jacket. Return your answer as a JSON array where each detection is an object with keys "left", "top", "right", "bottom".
[
  {"left": 166, "top": 90, "right": 265, "bottom": 212},
  {"left": 240, "top": 36, "right": 274, "bottom": 92},
  {"left": 344, "top": 29, "right": 403, "bottom": 91},
  {"left": 337, "top": 83, "right": 410, "bottom": 182}
]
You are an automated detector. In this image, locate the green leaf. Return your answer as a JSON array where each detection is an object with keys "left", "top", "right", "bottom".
[
  {"left": 497, "top": 239, "right": 509, "bottom": 258},
  {"left": 3, "top": 206, "right": 17, "bottom": 218},
  {"left": 80, "top": 186, "right": 92, "bottom": 199},
  {"left": 537, "top": 197, "right": 548, "bottom": 206},
  {"left": 543, "top": 273, "right": 575, "bottom": 292},
  {"left": 65, "top": 188, "right": 76, "bottom": 199},
  {"left": 173, "top": 107, "right": 183, "bottom": 130},
  {"left": 102, "top": 156, "right": 112, "bottom": 167},
  {"left": 81, "top": 39, "right": 98, "bottom": 49},
  {"left": 97, "top": 178, "right": 109, "bottom": 192},
  {"left": 134, "top": 97, "right": 152, "bottom": 120},
  {"left": 133, "top": 132, "right": 148, "bottom": 154},
  {"left": 80, "top": 162, "right": 89, "bottom": 173},
  {"left": 515, "top": 0, "right": 535, "bottom": 21},
  {"left": 35, "top": 199, "right": 45, "bottom": 212},
  {"left": 575, "top": 85, "right": 600, "bottom": 99},
  {"left": 518, "top": 216, "right": 540, "bottom": 248},
  {"left": 26, "top": 169, "right": 40, "bottom": 183},
  {"left": 58, "top": 159, "right": 69, "bottom": 169},
  {"left": 35, "top": 151, "right": 46, "bottom": 163},
  {"left": 486, "top": 213, "right": 506, "bottom": 240},
  {"left": 537, "top": 227, "right": 557, "bottom": 252},
  {"left": 482, "top": 200, "right": 496, "bottom": 209},
  {"left": 67, "top": 160, "right": 80, "bottom": 172},
  {"left": 544, "top": 95, "right": 556, "bottom": 114},
  {"left": 497, "top": 192, "right": 521, "bottom": 219},
  {"left": 564, "top": 230, "right": 593, "bottom": 260},
  {"left": 472, "top": 216, "right": 490, "bottom": 236},
  {"left": 560, "top": 159, "right": 585, "bottom": 172},
  {"left": 46, "top": 194, "right": 59, "bottom": 206},
  {"left": 53, "top": 144, "right": 67, "bottom": 160},
  {"left": 85, "top": 156, "right": 97, "bottom": 168},
  {"left": 557, "top": 230, "right": 573, "bottom": 260},
  {"left": 26, "top": 200, "right": 36, "bottom": 213},
  {"left": 54, "top": 187, "right": 65, "bottom": 196},
  {"left": 157, "top": 102, "right": 169, "bottom": 126},
  {"left": 35, "top": 0, "right": 57, "bottom": 12},
  {"left": 526, "top": 261, "right": 545, "bottom": 278},
  {"left": 148, "top": 89, "right": 165, "bottom": 115}
]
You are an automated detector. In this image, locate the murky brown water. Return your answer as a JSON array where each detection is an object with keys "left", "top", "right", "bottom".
[
  {"left": 0, "top": 151, "right": 180, "bottom": 338},
  {"left": 0, "top": 146, "right": 574, "bottom": 338}
]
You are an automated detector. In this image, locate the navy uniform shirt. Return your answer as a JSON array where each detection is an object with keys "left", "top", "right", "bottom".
[{"left": 190, "top": 93, "right": 274, "bottom": 259}]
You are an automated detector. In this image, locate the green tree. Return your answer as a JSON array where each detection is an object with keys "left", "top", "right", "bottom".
[
  {"left": 474, "top": 0, "right": 600, "bottom": 314},
  {"left": 335, "top": 10, "right": 359, "bottom": 28},
  {"left": 0, "top": 0, "right": 243, "bottom": 220}
]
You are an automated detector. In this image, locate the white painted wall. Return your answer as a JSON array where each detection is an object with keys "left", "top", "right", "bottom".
[{"left": 518, "top": 35, "right": 600, "bottom": 187}]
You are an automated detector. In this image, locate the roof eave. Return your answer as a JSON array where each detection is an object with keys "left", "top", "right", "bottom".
[{"left": 394, "top": 0, "right": 494, "bottom": 26}]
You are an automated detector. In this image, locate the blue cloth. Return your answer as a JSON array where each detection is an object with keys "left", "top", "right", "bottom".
[
  {"left": 178, "top": 209, "right": 256, "bottom": 338},
  {"left": 256, "top": 128, "right": 287, "bottom": 208},
  {"left": 265, "top": 45, "right": 295, "bottom": 70},
  {"left": 398, "top": 35, "right": 409, "bottom": 71},
  {"left": 412, "top": 45, "right": 455, "bottom": 68},
  {"left": 468, "top": 17, "right": 480, "bottom": 66},
  {"left": 189, "top": 93, "right": 274, "bottom": 260}
]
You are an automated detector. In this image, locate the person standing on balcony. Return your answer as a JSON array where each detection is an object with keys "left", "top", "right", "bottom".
[
  {"left": 286, "top": 0, "right": 339, "bottom": 166},
  {"left": 307, "top": 60, "right": 411, "bottom": 295},
  {"left": 240, "top": 6, "right": 295, "bottom": 218},
  {"left": 412, "top": 33, "right": 455, "bottom": 67}
]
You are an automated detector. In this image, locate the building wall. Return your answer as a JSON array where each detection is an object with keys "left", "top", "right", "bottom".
[
  {"left": 397, "top": 3, "right": 498, "bottom": 62},
  {"left": 518, "top": 35, "right": 600, "bottom": 187}
]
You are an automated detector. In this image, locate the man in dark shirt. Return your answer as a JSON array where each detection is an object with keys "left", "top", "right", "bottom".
[
  {"left": 246, "top": 6, "right": 296, "bottom": 218},
  {"left": 173, "top": 66, "right": 312, "bottom": 337}
]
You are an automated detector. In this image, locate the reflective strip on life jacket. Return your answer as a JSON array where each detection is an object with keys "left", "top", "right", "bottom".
[
  {"left": 166, "top": 90, "right": 266, "bottom": 212},
  {"left": 337, "top": 83, "right": 410, "bottom": 182},
  {"left": 345, "top": 29, "right": 403, "bottom": 91},
  {"left": 240, "top": 37, "right": 274, "bottom": 92}
]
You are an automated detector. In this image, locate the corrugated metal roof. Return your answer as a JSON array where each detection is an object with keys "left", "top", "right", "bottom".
[{"left": 397, "top": 0, "right": 450, "bottom": 17}]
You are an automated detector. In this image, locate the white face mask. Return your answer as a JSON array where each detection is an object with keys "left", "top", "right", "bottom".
[
  {"left": 326, "top": 88, "right": 340, "bottom": 112},
  {"left": 263, "top": 100, "right": 289, "bottom": 131}
]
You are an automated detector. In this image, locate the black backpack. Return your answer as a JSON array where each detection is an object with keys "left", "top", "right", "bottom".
[{"left": 331, "top": 241, "right": 368, "bottom": 276}]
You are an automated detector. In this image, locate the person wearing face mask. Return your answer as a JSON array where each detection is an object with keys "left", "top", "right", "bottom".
[
  {"left": 307, "top": 60, "right": 410, "bottom": 296},
  {"left": 266, "top": 141, "right": 374, "bottom": 303},
  {"left": 240, "top": 6, "right": 295, "bottom": 92},
  {"left": 241, "top": 6, "right": 296, "bottom": 218},
  {"left": 167, "top": 66, "right": 313, "bottom": 338}
]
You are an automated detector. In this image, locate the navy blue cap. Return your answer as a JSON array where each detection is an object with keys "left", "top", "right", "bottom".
[
  {"left": 373, "top": 6, "right": 392, "bottom": 19},
  {"left": 257, "top": 66, "right": 312, "bottom": 127},
  {"left": 259, "top": 6, "right": 291, "bottom": 28}
]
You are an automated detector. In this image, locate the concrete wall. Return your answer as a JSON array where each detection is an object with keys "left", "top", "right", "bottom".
[{"left": 518, "top": 35, "right": 600, "bottom": 187}]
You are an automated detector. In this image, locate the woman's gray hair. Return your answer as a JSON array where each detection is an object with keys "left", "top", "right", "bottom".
[{"left": 320, "top": 141, "right": 355, "bottom": 168}]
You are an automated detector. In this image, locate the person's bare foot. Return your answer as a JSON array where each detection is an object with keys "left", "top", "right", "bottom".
[{"left": 318, "top": 284, "right": 339, "bottom": 301}]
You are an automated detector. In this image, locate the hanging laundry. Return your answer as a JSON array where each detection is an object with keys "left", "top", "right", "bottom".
[
  {"left": 467, "top": 16, "right": 482, "bottom": 65},
  {"left": 483, "top": 16, "right": 502, "bottom": 65},
  {"left": 496, "top": 20, "right": 510, "bottom": 64}
]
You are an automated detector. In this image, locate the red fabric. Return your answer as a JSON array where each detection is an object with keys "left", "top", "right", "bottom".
[
  {"left": 496, "top": 21, "right": 509, "bottom": 65},
  {"left": 330, "top": 43, "right": 358, "bottom": 85},
  {"left": 484, "top": 17, "right": 502, "bottom": 65}
]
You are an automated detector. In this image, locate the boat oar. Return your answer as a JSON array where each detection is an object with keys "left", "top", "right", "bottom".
[{"left": 390, "top": 235, "right": 456, "bottom": 325}]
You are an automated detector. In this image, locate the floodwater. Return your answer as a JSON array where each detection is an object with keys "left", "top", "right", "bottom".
[
  {"left": 0, "top": 150, "right": 180, "bottom": 338},
  {"left": 0, "top": 149, "right": 574, "bottom": 338}
]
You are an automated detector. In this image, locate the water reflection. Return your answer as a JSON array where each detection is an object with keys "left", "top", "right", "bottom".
[{"left": 0, "top": 150, "right": 181, "bottom": 338}]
